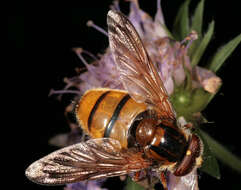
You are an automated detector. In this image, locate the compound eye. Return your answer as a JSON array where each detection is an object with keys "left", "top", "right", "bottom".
[
  {"left": 174, "top": 134, "right": 202, "bottom": 176},
  {"left": 136, "top": 119, "right": 156, "bottom": 146}
]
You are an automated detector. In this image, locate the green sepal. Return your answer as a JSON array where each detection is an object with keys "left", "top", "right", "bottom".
[
  {"left": 173, "top": 0, "right": 190, "bottom": 40},
  {"left": 183, "top": 63, "right": 192, "bottom": 91},
  {"left": 207, "top": 33, "right": 241, "bottom": 72},
  {"left": 125, "top": 177, "right": 145, "bottom": 190},
  {"left": 194, "top": 128, "right": 221, "bottom": 179},
  {"left": 171, "top": 87, "right": 210, "bottom": 121},
  {"left": 191, "top": 21, "right": 215, "bottom": 66}
]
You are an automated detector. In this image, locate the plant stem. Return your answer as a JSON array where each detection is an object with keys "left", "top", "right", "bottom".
[{"left": 200, "top": 130, "right": 241, "bottom": 173}]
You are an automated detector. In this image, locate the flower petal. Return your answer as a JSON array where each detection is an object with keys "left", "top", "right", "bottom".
[
  {"left": 173, "top": 64, "right": 186, "bottom": 85},
  {"left": 168, "top": 169, "right": 199, "bottom": 190},
  {"left": 195, "top": 66, "right": 222, "bottom": 94}
]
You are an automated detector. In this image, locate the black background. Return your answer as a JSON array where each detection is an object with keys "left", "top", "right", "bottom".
[{"left": 8, "top": 0, "right": 241, "bottom": 189}]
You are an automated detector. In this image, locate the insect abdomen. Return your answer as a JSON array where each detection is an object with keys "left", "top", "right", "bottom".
[{"left": 76, "top": 88, "right": 147, "bottom": 148}]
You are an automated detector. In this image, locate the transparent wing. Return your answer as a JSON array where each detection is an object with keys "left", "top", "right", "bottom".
[
  {"left": 25, "top": 138, "right": 151, "bottom": 185},
  {"left": 107, "top": 10, "right": 176, "bottom": 122}
]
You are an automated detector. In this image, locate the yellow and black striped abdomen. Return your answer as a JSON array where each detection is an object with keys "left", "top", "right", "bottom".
[{"left": 76, "top": 88, "right": 148, "bottom": 148}]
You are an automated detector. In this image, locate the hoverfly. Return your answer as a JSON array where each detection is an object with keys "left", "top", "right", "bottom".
[{"left": 25, "top": 10, "right": 203, "bottom": 190}]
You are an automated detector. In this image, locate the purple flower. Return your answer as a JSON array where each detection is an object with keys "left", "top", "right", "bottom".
[
  {"left": 168, "top": 169, "right": 199, "bottom": 190},
  {"left": 64, "top": 180, "right": 107, "bottom": 190},
  {"left": 51, "top": 0, "right": 220, "bottom": 99},
  {"left": 128, "top": 0, "right": 167, "bottom": 41}
]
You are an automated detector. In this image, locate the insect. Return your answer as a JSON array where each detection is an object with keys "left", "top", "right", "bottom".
[{"left": 25, "top": 10, "right": 203, "bottom": 190}]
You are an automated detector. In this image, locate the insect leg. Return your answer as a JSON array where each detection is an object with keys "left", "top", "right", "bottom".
[
  {"left": 132, "top": 171, "right": 142, "bottom": 182},
  {"left": 160, "top": 171, "right": 168, "bottom": 190}
]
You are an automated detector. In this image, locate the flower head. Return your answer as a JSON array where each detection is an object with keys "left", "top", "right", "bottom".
[{"left": 54, "top": 1, "right": 220, "bottom": 100}]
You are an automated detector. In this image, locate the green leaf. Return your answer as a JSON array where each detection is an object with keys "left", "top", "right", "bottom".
[
  {"left": 191, "top": 21, "right": 215, "bottom": 66},
  {"left": 125, "top": 177, "right": 145, "bottom": 190},
  {"left": 173, "top": 0, "right": 190, "bottom": 40},
  {"left": 188, "top": 0, "right": 205, "bottom": 56},
  {"left": 199, "top": 130, "right": 241, "bottom": 174},
  {"left": 207, "top": 33, "right": 241, "bottom": 72},
  {"left": 191, "top": 0, "right": 205, "bottom": 36},
  {"left": 194, "top": 128, "right": 221, "bottom": 179}
]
